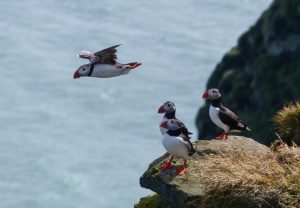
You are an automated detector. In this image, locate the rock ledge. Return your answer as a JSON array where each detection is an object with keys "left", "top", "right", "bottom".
[{"left": 137, "top": 137, "right": 300, "bottom": 208}]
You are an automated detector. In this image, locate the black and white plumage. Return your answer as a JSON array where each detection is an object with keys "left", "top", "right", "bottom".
[
  {"left": 160, "top": 119, "right": 194, "bottom": 175},
  {"left": 158, "top": 101, "right": 195, "bottom": 154},
  {"left": 73, "top": 45, "right": 141, "bottom": 79},
  {"left": 202, "top": 88, "right": 251, "bottom": 139}
]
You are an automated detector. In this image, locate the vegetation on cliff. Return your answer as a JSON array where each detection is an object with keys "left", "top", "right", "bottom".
[
  {"left": 196, "top": 0, "right": 300, "bottom": 144},
  {"left": 134, "top": 194, "right": 166, "bottom": 208},
  {"left": 137, "top": 137, "right": 300, "bottom": 208},
  {"left": 273, "top": 102, "right": 300, "bottom": 145}
]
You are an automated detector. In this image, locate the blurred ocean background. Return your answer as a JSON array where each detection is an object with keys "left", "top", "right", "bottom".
[{"left": 0, "top": 0, "right": 272, "bottom": 207}]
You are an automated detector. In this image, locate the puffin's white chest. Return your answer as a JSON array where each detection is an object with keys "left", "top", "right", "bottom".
[
  {"left": 209, "top": 105, "right": 229, "bottom": 132},
  {"left": 159, "top": 117, "right": 168, "bottom": 135},
  {"left": 91, "top": 64, "right": 129, "bottom": 78},
  {"left": 162, "top": 135, "right": 189, "bottom": 160}
]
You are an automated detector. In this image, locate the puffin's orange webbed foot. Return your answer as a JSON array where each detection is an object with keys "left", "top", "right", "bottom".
[
  {"left": 176, "top": 166, "right": 186, "bottom": 176},
  {"left": 161, "top": 156, "right": 173, "bottom": 170},
  {"left": 128, "top": 62, "right": 142, "bottom": 70},
  {"left": 161, "top": 162, "right": 172, "bottom": 170},
  {"left": 214, "top": 132, "right": 228, "bottom": 140}
]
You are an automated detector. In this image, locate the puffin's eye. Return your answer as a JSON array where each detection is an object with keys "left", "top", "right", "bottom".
[
  {"left": 167, "top": 104, "right": 171, "bottom": 107},
  {"left": 212, "top": 90, "right": 216, "bottom": 93},
  {"left": 82, "top": 67, "right": 86, "bottom": 71}
]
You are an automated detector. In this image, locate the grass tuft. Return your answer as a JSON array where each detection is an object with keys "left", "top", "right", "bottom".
[
  {"left": 196, "top": 141, "right": 300, "bottom": 207},
  {"left": 272, "top": 102, "right": 300, "bottom": 145}
]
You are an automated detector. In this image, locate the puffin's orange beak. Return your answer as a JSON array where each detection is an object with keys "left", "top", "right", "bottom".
[
  {"left": 73, "top": 70, "right": 80, "bottom": 79},
  {"left": 160, "top": 120, "right": 168, "bottom": 129},
  {"left": 158, "top": 105, "right": 164, "bottom": 114},
  {"left": 202, "top": 91, "right": 209, "bottom": 99}
]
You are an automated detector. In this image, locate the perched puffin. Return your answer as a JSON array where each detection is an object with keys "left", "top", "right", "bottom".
[
  {"left": 158, "top": 101, "right": 195, "bottom": 154},
  {"left": 160, "top": 119, "right": 194, "bottom": 176},
  {"left": 73, "top": 44, "right": 141, "bottom": 79},
  {"left": 202, "top": 88, "right": 251, "bottom": 139}
]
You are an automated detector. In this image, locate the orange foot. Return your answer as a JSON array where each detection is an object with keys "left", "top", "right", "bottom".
[
  {"left": 161, "top": 162, "right": 172, "bottom": 170},
  {"left": 176, "top": 166, "right": 186, "bottom": 176},
  {"left": 215, "top": 132, "right": 228, "bottom": 140},
  {"left": 127, "top": 62, "right": 142, "bottom": 70}
]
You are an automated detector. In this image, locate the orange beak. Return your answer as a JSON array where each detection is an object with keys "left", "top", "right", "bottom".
[
  {"left": 73, "top": 70, "right": 80, "bottom": 79},
  {"left": 160, "top": 120, "right": 168, "bottom": 129},
  {"left": 202, "top": 91, "right": 209, "bottom": 99},
  {"left": 158, "top": 105, "right": 164, "bottom": 114}
]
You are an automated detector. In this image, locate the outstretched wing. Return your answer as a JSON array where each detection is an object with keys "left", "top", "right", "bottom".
[
  {"left": 93, "top": 44, "right": 121, "bottom": 64},
  {"left": 219, "top": 105, "right": 248, "bottom": 131}
]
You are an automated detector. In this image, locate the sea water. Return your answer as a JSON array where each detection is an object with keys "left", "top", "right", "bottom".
[{"left": 0, "top": 0, "right": 271, "bottom": 207}]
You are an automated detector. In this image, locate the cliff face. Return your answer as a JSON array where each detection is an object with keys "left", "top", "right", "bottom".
[
  {"left": 137, "top": 137, "right": 300, "bottom": 208},
  {"left": 196, "top": 0, "right": 300, "bottom": 144}
]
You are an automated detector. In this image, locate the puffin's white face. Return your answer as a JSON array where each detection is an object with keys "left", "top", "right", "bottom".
[
  {"left": 73, "top": 65, "right": 91, "bottom": 79},
  {"left": 202, "top": 88, "right": 221, "bottom": 100},
  {"left": 158, "top": 101, "right": 176, "bottom": 114}
]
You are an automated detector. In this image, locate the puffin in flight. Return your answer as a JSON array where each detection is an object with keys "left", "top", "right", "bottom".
[
  {"left": 158, "top": 101, "right": 195, "bottom": 154},
  {"left": 73, "top": 44, "right": 142, "bottom": 79},
  {"left": 202, "top": 88, "right": 251, "bottom": 140},
  {"left": 160, "top": 119, "right": 194, "bottom": 176}
]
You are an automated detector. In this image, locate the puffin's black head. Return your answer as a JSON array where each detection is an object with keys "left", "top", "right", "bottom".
[
  {"left": 161, "top": 119, "right": 182, "bottom": 136},
  {"left": 158, "top": 101, "right": 176, "bottom": 114},
  {"left": 73, "top": 64, "right": 91, "bottom": 79},
  {"left": 202, "top": 88, "right": 221, "bottom": 100}
]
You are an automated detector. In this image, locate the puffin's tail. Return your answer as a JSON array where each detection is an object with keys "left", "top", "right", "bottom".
[
  {"left": 189, "top": 145, "right": 196, "bottom": 156},
  {"left": 238, "top": 120, "right": 251, "bottom": 132}
]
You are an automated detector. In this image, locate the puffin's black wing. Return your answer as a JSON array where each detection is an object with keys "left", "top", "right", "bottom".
[
  {"left": 219, "top": 105, "right": 249, "bottom": 131},
  {"left": 180, "top": 134, "right": 195, "bottom": 156},
  {"left": 93, "top": 44, "right": 121, "bottom": 64},
  {"left": 181, "top": 125, "right": 193, "bottom": 137},
  {"left": 176, "top": 119, "right": 193, "bottom": 137},
  {"left": 176, "top": 119, "right": 196, "bottom": 155}
]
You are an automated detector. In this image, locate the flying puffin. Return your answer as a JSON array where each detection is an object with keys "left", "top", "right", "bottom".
[
  {"left": 73, "top": 44, "right": 142, "bottom": 79},
  {"left": 160, "top": 119, "right": 194, "bottom": 176},
  {"left": 202, "top": 88, "right": 251, "bottom": 140},
  {"left": 158, "top": 101, "right": 195, "bottom": 154}
]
